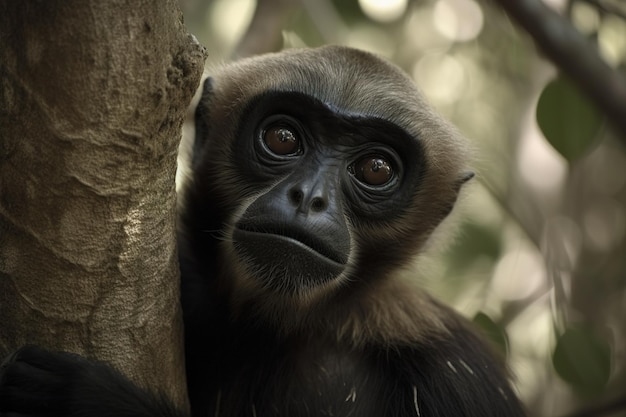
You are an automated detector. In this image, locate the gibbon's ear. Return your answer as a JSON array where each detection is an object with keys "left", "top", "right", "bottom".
[
  {"left": 192, "top": 77, "right": 214, "bottom": 168},
  {"left": 456, "top": 171, "right": 475, "bottom": 199},
  {"left": 440, "top": 171, "right": 475, "bottom": 218},
  {"left": 460, "top": 171, "right": 475, "bottom": 185}
]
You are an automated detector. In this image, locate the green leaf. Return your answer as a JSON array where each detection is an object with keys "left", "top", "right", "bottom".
[
  {"left": 473, "top": 312, "right": 509, "bottom": 356},
  {"left": 536, "top": 77, "right": 603, "bottom": 161},
  {"left": 552, "top": 326, "right": 611, "bottom": 395}
]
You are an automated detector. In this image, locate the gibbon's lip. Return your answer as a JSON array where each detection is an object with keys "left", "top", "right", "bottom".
[
  {"left": 232, "top": 227, "right": 347, "bottom": 294},
  {"left": 233, "top": 223, "right": 348, "bottom": 266}
]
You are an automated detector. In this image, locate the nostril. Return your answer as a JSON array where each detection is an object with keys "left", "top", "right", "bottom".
[
  {"left": 310, "top": 197, "right": 327, "bottom": 212},
  {"left": 289, "top": 189, "right": 303, "bottom": 206}
]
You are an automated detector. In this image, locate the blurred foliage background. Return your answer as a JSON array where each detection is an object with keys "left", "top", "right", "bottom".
[{"left": 180, "top": 0, "right": 626, "bottom": 415}]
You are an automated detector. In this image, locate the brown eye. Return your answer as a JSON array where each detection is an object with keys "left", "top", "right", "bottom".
[
  {"left": 263, "top": 126, "right": 300, "bottom": 155},
  {"left": 352, "top": 155, "right": 394, "bottom": 186}
]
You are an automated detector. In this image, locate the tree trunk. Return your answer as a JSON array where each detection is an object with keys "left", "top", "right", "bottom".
[{"left": 0, "top": 0, "right": 206, "bottom": 408}]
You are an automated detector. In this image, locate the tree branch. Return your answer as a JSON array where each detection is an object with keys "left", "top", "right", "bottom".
[
  {"left": 494, "top": 0, "right": 626, "bottom": 142},
  {"left": 581, "top": 0, "right": 626, "bottom": 20},
  {"left": 232, "top": 0, "right": 299, "bottom": 59}
]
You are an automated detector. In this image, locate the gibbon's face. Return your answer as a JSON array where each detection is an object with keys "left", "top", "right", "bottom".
[
  {"left": 229, "top": 91, "right": 425, "bottom": 298},
  {"left": 188, "top": 46, "right": 470, "bottom": 302}
]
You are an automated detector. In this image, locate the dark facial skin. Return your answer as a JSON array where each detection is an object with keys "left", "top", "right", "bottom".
[{"left": 223, "top": 91, "right": 425, "bottom": 298}]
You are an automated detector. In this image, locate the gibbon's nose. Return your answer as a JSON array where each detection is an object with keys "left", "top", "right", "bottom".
[{"left": 287, "top": 180, "right": 330, "bottom": 215}]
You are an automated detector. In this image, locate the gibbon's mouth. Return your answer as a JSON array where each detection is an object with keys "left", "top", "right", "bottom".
[
  {"left": 232, "top": 221, "right": 350, "bottom": 294},
  {"left": 233, "top": 222, "right": 348, "bottom": 267}
]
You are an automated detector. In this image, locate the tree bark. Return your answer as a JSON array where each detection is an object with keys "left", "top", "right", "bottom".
[{"left": 0, "top": 0, "right": 206, "bottom": 408}]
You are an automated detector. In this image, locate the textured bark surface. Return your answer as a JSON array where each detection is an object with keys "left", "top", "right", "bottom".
[{"left": 0, "top": 0, "right": 206, "bottom": 407}]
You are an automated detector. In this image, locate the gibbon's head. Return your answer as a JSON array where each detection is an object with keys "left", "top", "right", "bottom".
[{"left": 185, "top": 46, "right": 472, "bottom": 308}]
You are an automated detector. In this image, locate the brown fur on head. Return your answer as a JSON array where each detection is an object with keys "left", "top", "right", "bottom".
[{"left": 184, "top": 46, "right": 472, "bottom": 343}]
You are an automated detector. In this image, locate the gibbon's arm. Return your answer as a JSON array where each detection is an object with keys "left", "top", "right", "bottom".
[{"left": 0, "top": 346, "right": 186, "bottom": 417}]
